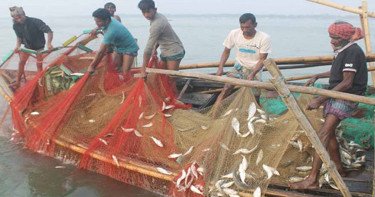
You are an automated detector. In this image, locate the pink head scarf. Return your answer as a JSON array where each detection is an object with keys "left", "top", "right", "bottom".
[{"left": 328, "top": 21, "right": 364, "bottom": 42}]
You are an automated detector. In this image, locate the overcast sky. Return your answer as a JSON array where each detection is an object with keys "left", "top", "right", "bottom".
[{"left": 0, "top": 0, "right": 374, "bottom": 18}]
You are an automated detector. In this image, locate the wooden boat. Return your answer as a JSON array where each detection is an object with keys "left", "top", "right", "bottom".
[{"left": 1, "top": 1, "right": 374, "bottom": 196}]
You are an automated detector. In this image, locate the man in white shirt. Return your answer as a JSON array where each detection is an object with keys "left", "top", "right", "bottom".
[{"left": 213, "top": 13, "right": 271, "bottom": 116}]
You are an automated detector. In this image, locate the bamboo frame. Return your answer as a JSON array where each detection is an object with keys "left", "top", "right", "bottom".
[
  {"left": 179, "top": 54, "right": 375, "bottom": 70},
  {"left": 264, "top": 58, "right": 352, "bottom": 197},
  {"left": 146, "top": 68, "right": 375, "bottom": 106},
  {"left": 306, "top": 0, "right": 375, "bottom": 17},
  {"left": 360, "top": 1, "right": 375, "bottom": 87}
]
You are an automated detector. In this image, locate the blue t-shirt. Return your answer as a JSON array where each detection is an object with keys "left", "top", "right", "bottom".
[{"left": 102, "top": 18, "right": 139, "bottom": 54}]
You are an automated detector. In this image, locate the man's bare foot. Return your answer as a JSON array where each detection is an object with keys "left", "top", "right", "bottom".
[{"left": 289, "top": 177, "right": 319, "bottom": 190}]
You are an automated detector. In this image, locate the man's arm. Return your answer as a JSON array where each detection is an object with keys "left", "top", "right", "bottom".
[
  {"left": 306, "top": 71, "right": 355, "bottom": 110},
  {"left": 141, "top": 23, "right": 163, "bottom": 77},
  {"left": 87, "top": 43, "right": 109, "bottom": 74},
  {"left": 247, "top": 53, "right": 268, "bottom": 80},
  {"left": 305, "top": 71, "right": 330, "bottom": 86},
  {"left": 114, "top": 15, "right": 122, "bottom": 23},
  {"left": 46, "top": 31, "right": 53, "bottom": 51},
  {"left": 15, "top": 37, "right": 22, "bottom": 51},
  {"left": 216, "top": 47, "right": 231, "bottom": 76}
]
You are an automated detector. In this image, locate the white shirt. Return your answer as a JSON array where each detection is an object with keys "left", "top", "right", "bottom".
[{"left": 223, "top": 28, "right": 271, "bottom": 69}]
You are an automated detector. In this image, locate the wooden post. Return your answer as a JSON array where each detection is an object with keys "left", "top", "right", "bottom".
[
  {"left": 360, "top": 1, "right": 375, "bottom": 87},
  {"left": 373, "top": 109, "right": 375, "bottom": 197},
  {"left": 263, "top": 59, "right": 352, "bottom": 197}
]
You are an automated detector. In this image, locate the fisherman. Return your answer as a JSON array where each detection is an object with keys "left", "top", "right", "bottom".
[
  {"left": 138, "top": 0, "right": 185, "bottom": 78},
  {"left": 10, "top": 6, "right": 53, "bottom": 89},
  {"left": 290, "top": 21, "right": 367, "bottom": 190},
  {"left": 212, "top": 13, "right": 271, "bottom": 116},
  {"left": 104, "top": 2, "right": 121, "bottom": 22},
  {"left": 86, "top": 8, "right": 139, "bottom": 74}
]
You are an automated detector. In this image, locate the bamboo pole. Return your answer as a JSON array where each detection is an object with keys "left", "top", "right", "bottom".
[
  {"left": 263, "top": 58, "right": 352, "bottom": 197},
  {"left": 177, "top": 79, "right": 191, "bottom": 99},
  {"left": 179, "top": 54, "right": 375, "bottom": 70},
  {"left": 306, "top": 0, "right": 375, "bottom": 18},
  {"left": 146, "top": 68, "right": 375, "bottom": 105},
  {"left": 373, "top": 109, "right": 375, "bottom": 197},
  {"left": 360, "top": 1, "right": 375, "bottom": 87}
]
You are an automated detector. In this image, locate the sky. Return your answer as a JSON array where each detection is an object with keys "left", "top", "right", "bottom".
[{"left": 0, "top": 0, "right": 374, "bottom": 18}]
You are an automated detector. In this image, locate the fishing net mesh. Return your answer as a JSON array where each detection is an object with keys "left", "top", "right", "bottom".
[{"left": 0, "top": 35, "right": 371, "bottom": 196}]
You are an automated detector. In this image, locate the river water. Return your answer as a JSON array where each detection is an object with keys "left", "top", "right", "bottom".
[{"left": 0, "top": 14, "right": 374, "bottom": 196}]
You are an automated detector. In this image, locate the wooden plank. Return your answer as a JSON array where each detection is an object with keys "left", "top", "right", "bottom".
[{"left": 263, "top": 58, "right": 352, "bottom": 197}]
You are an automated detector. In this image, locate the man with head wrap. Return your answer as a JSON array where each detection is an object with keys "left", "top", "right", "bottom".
[
  {"left": 10, "top": 6, "right": 54, "bottom": 89},
  {"left": 290, "top": 21, "right": 367, "bottom": 190}
]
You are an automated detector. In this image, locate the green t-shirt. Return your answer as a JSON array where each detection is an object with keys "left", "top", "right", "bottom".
[{"left": 102, "top": 18, "right": 139, "bottom": 54}]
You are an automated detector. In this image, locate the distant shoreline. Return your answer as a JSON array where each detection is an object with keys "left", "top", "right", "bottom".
[{"left": 0, "top": 14, "right": 359, "bottom": 20}]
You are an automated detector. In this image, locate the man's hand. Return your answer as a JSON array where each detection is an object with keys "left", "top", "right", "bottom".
[
  {"left": 247, "top": 73, "right": 255, "bottom": 81},
  {"left": 88, "top": 66, "right": 95, "bottom": 75},
  {"left": 89, "top": 28, "right": 99, "bottom": 37},
  {"left": 305, "top": 75, "right": 318, "bottom": 87},
  {"left": 215, "top": 68, "right": 224, "bottom": 76},
  {"left": 47, "top": 43, "right": 53, "bottom": 51},
  {"left": 140, "top": 67, "right": 147, "bottom": 80},
  {"left": 306, "top": 97, "right": 323, "bottom": 110},
  {"left": 14, "top": 46, "right": 21, "bottom": 51}
]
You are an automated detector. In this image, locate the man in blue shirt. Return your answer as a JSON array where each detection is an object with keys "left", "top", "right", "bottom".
[{"left": 87, "top": 8, "right": 139, "bottom": 74}]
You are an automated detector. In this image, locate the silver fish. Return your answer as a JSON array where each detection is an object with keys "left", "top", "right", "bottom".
[
  {"left": 221, "top": 172, "right": 233, "bottom": 179},
  {"left": 120, "top": 91, "right": 125, "bottom": 104},
  {"left": 145, "top": 113, "right": 156, "bottom": 120},
  {"left": 138, "top": 112, "right": 144, "bottom": 119},
  {"left": 253, "top": 187, "right": 261, "bottom": 197},
  {"left": 30, "top": 111, "right": 40, "bottom": 115},
  {"left": 201, "top": 125, "right": 209, "bottom": 130},
  {"left": 142, "top": 122, "right": 153, "bottom": 128},
  {"left": 232, "top": 117, "right": 240, "bottom": 136},
  {"left": 262, "top": 164, "right": 280, "bottom": 179},
  {"left": 168, "top": 153, "right": 182, "bottom": 159},
  {"left": 247, "top": 102, "right": 257, "bottom": 121},
  {"left": 220, "top": 143, "right": 230, "bottom": 151},
  {"left": 164, "top": 114, "right": 172, "bottom": 117},
  {"left": 151, "top": 137, "right": 164, "bottom": 147},
  {"left": 296, "top": 166, "right": 312, "bottom": 172},
  {"left": 161, "top": 102, "right": 166, "bottom": 111},
  {"left": 134, "top": 130, "right": 143, "bottom": 137},
  {"left": 165, "top": 105, "right": 175, "bottom": 110},
  {"left": 221, "top": 181, "right": 234, "bottom": 188},
  {"left": 288, "top": 176, "right": 305, "bottom": 183},
  {"left": 190, "top": 185, "right": 203, "bottom": 195},
  {"left": 157, "top": 167, "right": 172, "bottom": 175},
  {"left": 112, "top": 155, "right": 120, "bottom": 168},
  {"left": 223, "top": 109, "right": 233, "bottom": 117},
  {"left": 247, "top": 121, "right": 255, "bottom": 135},
  {"left": 122, "top": 127, "right": 134, "bottom": 132},
  {"left": 99, "top": 138, "right": 108, "bottom": 145},
  {"left": 223, "top": 188, "right": 238, "bottom": 196},
  {"left": 256, "top": 150, "right": 263, "bottom": 165},
  {"left": 233, "top": 145, "right": 258, "bottom": 155},
  {"left": 176, "top": 169, "right": 186, "bottom": 187},
  {"left": 181, "top": 147, "right": 193, "bottom": 157}
]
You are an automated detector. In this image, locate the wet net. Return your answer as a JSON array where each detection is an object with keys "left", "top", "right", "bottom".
[{"left": 0, "top": 34, "right": 370, "bottom": 196}]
